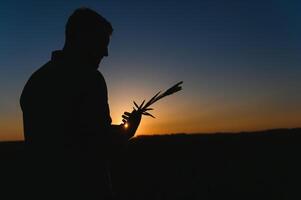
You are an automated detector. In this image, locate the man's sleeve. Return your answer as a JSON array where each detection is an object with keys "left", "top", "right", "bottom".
[{"left": 78, "top": 71, "right": 112, "bottom": 138}]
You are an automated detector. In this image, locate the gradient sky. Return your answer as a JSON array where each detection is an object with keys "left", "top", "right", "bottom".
[{"left": 0, "top": 0, "right": 301, "bottom": 141}]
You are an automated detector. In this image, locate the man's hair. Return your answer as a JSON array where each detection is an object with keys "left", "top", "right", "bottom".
[{"left": 65, "top": 8, "right": 113, "bottom": 44}]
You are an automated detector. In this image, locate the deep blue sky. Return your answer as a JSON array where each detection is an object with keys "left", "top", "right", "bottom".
[{"left": 0, "top": 0, "right": 301, "bottom": 140}]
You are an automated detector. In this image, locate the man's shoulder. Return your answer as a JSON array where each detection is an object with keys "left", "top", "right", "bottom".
[
  {"left": 20, "top": 60, "right": 54, "bottom": 105},
  {"left": 22, "top": 61, "right": 53, "bottom": 91}
]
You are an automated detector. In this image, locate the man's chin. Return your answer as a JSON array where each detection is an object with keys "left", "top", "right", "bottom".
[{"left": 90, "top": 55, "right": 103, "bottom": 66}]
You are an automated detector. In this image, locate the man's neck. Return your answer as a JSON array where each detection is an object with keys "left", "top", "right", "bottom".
[{"left": 61, "top": 47, "right": 100, "bottom": 69}]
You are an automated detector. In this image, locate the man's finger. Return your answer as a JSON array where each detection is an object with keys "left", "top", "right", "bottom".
[
  {"left": 122, "top": 115, "right": 129, "bottom": 120},
  {"left": 124, "top": 112, "right": 131, "bottom": 116}
]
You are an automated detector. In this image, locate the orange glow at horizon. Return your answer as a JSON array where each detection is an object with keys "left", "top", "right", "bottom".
[
  {"left": 1, "top": 85, "right": 301, "bottom": 141},
  {"left": 108, "top": 88, "right": 301, "bottom": 136},
  {"left": 1, "top": 106, "right": 301, "bottom": 141}
]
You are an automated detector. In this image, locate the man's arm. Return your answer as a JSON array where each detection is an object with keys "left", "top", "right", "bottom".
[{"left": 79, "top": 71, "right": 141, "bottom": 149}]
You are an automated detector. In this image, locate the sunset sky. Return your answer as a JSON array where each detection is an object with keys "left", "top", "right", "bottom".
[{"left": 0, "top": 0, "right": 301, "bottom": 141}]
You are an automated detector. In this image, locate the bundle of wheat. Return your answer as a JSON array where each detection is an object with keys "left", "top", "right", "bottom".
[{"left": 133, "top": 81, "right": 183, "bottom": 118}]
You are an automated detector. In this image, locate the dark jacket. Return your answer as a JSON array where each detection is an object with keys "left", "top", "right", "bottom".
[
  {"left": 20, "top": 50, "right": 114, "bottom": 198},
  {"left": 20, "top": 50, "right": 112, "bottom": 151}
]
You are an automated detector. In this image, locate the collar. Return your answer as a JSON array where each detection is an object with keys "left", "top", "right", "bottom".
[{"left": 51, "top": 50, "right": 99, "bottom": 70}]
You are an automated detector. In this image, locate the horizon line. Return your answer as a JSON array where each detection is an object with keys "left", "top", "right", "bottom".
[{"left": 1, "top": 127, "right": 300, "bottom": 143}]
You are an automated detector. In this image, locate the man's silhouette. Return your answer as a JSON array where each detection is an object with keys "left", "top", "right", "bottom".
[{"left": 20, "top": 8, "right": 141, "bottom": 199}]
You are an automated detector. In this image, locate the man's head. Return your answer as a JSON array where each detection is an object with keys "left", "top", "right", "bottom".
[{"left": 64, "top": 8, "right": 113, "bottom": 64}]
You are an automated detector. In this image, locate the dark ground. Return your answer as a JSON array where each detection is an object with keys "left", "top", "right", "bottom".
[{"left": 1, "top": 128, "right": 300, "bottom": 199}]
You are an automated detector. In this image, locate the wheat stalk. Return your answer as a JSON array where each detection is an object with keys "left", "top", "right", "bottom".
[{"left": 133, "top": 81, "right": 183, "bottom": 118}]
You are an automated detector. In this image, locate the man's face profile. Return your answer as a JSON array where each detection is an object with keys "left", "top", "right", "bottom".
[
  {"left": 86, "top": 26, "right": 111, "bottom": 66},
  {"left": 90, "top": 33, "right": 110, "bottom": 64}
]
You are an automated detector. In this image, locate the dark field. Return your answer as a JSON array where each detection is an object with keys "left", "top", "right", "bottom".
[{"left": 1, "top": 128, "right": 301, "bottom": 199}]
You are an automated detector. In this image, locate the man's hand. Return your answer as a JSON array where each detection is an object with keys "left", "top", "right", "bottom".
[{"left": 122, "top": 109, "right": 142, "bottom": 138}]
